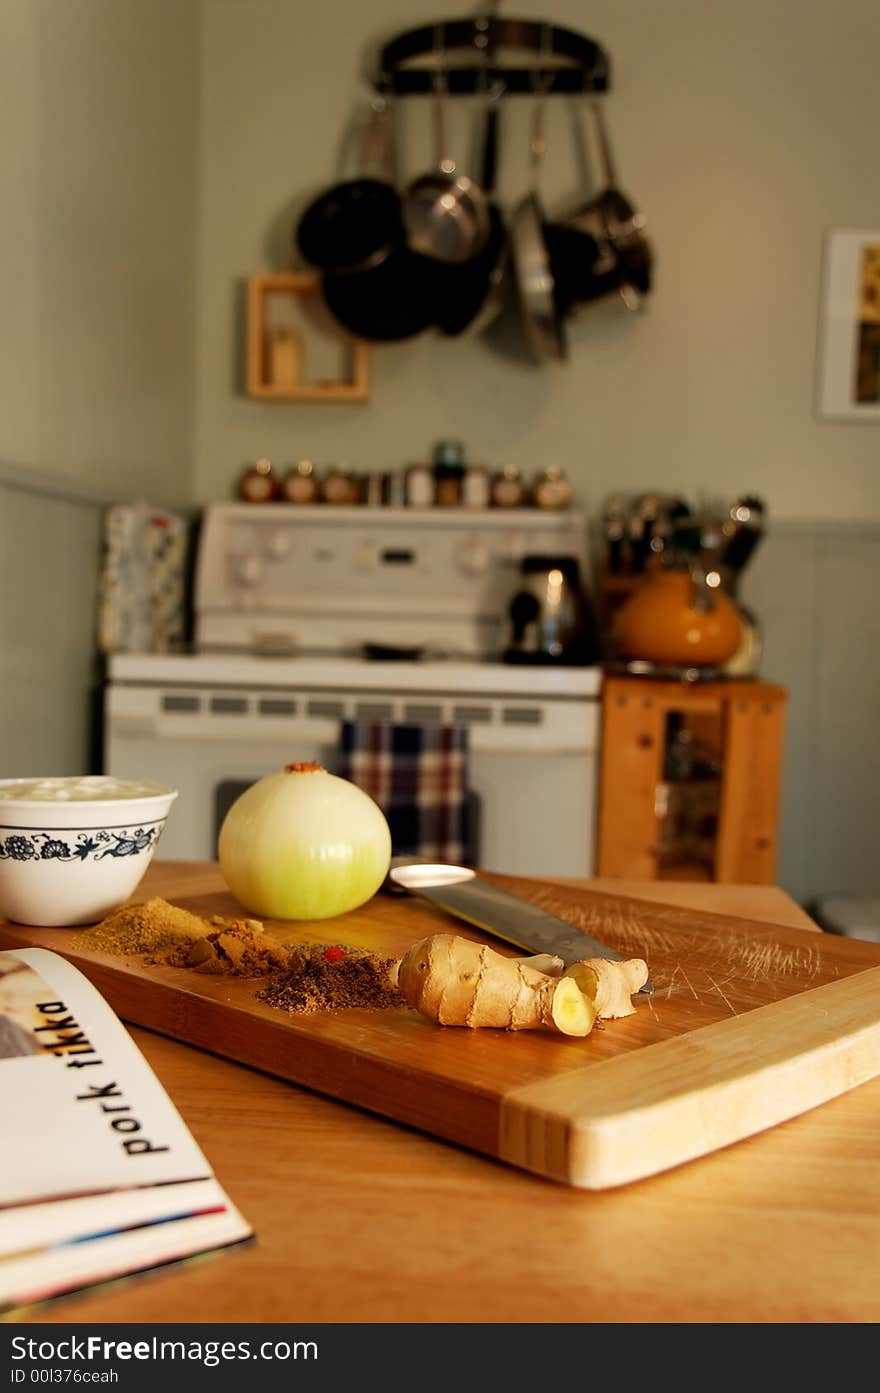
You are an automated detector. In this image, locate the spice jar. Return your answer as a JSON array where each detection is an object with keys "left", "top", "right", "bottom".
[
  {"left": 433, "top": 440, "right": 465, "bottom": 507},
  {"left": 462, "top": 464, "right": 491, "bottom": 510},
  {"left": 405, "top": 463, "right": 435, "bottom": 508},
  {"left": 364, "top": 473, "right": 384, "bottom": 507},
  {"left": 383, "top": 470, "right": 406, "bottom": 507},
  {"left": 238, "top": 457, "right": 279, "bottom": 503},
  {"left": 490, "top": 464, "right": 526, "bottom": 509},
  {"left": 531, "top": 466, "right": 573, "bottom": 510},
  {"left": 281, "top": 459, "right": 319, "bottom": 505},
  {"left": 321, "top": 464, "right": 360, "bottom": 506}
]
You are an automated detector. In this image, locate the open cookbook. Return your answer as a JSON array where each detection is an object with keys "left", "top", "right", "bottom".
[{"left": 0, "top": 947, "right": 252, "bottom": 1313}]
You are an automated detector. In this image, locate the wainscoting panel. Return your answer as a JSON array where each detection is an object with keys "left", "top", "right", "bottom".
[{"left": 742, "top": 522, "right": 880, "bottom": 905}]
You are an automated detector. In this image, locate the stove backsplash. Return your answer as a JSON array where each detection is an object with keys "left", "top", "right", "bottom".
[{"left": 193, "top": 502, "right": 592, "bottom": 662}]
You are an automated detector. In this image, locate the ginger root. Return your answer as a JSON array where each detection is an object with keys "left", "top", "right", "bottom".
[
  {"left": 394, "top": 934, "right": 596, "bottom": 1036},
  {"left": 394, "top": 934, "right": 650, "bottom": 1035},
  {"left": 563, "top": 958, "right": 649, "bottom": 1019}
]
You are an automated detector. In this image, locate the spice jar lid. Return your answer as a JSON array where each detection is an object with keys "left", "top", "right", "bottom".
[{"left": 433, "top": 440, "right": 466, "bottom": 469}]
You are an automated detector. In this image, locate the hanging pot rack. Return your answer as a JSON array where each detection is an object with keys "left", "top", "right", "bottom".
[{"left": 375, "top": 17, "right": 610, "bottom": 97}]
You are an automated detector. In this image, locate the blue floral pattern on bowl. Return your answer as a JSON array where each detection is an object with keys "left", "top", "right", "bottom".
[{"left": 0, "top": 824, "right": 164, "bottom": 863}]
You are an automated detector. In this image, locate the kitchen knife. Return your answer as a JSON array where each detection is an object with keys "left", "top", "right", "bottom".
[{"left": 388, "top": 861, "right": 653, "bottom": 995}]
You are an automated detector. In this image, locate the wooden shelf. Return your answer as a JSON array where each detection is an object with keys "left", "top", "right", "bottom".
[{"left": 246, "top": 273, "right": 370, "bottom": 403}]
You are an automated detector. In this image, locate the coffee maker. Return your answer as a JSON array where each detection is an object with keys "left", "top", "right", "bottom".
[{"left": 503, "top": 556, "right": 598, "bottom": 665}]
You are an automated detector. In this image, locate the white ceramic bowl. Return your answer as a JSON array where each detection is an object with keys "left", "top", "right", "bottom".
[{"left": 0, "top": 777, "right": 178, "bottom": 926}]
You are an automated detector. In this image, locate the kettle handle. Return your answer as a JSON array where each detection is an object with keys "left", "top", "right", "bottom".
[
  {"left": 509, "top": 590, "right": 541, "bottom": 642},
  {"left": 687, "top": 561, "right": 718, "bottom": 614}
]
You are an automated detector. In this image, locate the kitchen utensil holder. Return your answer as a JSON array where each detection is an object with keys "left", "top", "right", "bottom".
[{"left": 376, "top": 17, "right": 610, "bottom": 97}]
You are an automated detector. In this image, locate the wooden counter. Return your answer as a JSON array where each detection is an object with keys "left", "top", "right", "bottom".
[{"left": 15, "top": 865, "right": 880, "bottom": 1325}]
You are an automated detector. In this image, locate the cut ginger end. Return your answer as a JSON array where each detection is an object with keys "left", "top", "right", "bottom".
[
  {"left": 550, "top": 976, "right": 597, "bottom": 1037},
  {"left": 564, "top": 958, "right": 649, "bottom": 1020}
]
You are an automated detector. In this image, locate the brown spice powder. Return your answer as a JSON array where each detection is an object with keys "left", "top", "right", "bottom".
[
  {"left": 74, "top": 897, "right": 211, "bottom": 966},
  {"left": 258, "top": 945, "right": 404, "bottom": 1014},
  {"left": 187, "top": 916, "right": 290, "bottom": 976},
  {"left": 75, "top": 898, "right": 288, "bottom": 974},
  {"left": 77, "top": 898, "right": 404, "bottom": 1012}
]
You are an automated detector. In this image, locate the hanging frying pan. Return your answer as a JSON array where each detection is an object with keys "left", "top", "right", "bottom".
[
  {"left": 511, "top": 92, "right": 567, "bottom": 362},
  {"left": 317, "top": 97, "right": 441, "bottom": 341},
  {"left": 296, "top": 99, "right": 403, "bottom": 276},
  {"left": 438, "top": 80, "right": 509, "bottom": 337},
  {"left": 321, "top": 245, "right": 440, "bottom": 341}
]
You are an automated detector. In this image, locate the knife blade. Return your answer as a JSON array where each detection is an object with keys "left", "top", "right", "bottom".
[{"left": 388, "top": 861, "right": 653, "bottom": 995}]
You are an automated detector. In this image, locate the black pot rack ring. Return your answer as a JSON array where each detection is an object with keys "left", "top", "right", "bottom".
[{"left": 376, "top": 17, "right": 610, "bottom": 97}]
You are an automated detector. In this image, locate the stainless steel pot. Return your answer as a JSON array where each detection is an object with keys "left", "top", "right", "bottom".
[
  {"left": 402, "top": 28, "right": 490, "bottom": 264},
  {"left": 561, "top": 98, "right": 653, "bottom": 310}
]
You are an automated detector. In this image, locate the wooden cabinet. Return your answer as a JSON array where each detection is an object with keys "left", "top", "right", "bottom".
[{"left": 597, "top": 676, "right": 787, "bottom": 883}]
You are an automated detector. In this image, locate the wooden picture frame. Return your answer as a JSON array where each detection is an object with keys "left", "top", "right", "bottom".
[
  {"left": 816, "top": 229, "right": 880, "bottom": 421},
  {"left": 246, "top": 273, "right": 370, "bottom": 403}
]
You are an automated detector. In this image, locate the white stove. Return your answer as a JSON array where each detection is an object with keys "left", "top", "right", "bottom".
[{"left": 105, "top": 504, "right": 603, "bottom": 875}]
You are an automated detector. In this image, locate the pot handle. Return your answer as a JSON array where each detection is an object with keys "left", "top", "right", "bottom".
[
  {"left": 431, "top": 23, "right": 451, "bottom": 172},
  {"left": 590, "top": 97, "right": 620, "bottom": 190}
]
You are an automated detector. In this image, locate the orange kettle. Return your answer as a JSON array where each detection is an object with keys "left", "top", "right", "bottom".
[{"left": 613, "top": 567, "right": 742, "bottom": 667}]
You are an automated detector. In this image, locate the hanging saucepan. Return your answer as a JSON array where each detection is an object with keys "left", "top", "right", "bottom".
[
  {"left": 511, "top": 92, "right": 567, "bottom": 362},
  {"left": 296, "top": 98, "right": 404, "bottom": 276},
  {"left": 559, "top": 98, "right": 653, "bottom": 310},
  {"left": 439, "top": 78, "right": 509, "bottom": 336},
  {"left": 402, "top": 25, "right": 490, "bottom": 265}
]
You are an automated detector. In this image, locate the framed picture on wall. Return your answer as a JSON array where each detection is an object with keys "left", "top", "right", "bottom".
[{"left": 816, "top": 228, "right": 880, "bottom": 420}]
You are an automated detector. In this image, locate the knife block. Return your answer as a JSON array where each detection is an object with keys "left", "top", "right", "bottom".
[{"left": 597, "top": 675, "right": 787, "bottom": 883}]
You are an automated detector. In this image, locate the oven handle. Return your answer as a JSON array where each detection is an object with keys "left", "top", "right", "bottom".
[{"left": 108, "top": 713, "right": 344, "bottom": 742}]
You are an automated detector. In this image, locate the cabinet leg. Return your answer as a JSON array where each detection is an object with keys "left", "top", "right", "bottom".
[
  {"left": 597, "top": 686, "right": 666, "bottom": 878},
  {"left": 716, "top": 697, "right": 785, "bottom": 883}
]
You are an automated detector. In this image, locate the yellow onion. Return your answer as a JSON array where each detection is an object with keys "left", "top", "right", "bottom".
[{"left": 218, "top": 762, "right": 391, "bottom": 921}]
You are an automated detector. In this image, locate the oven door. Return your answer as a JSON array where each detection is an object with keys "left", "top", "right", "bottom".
[
  {"left": 105, "top": 686, "right": 339, "bottom": 862},
  {"left": 105, "top": 683, "right": 599, "bottom": 875}
]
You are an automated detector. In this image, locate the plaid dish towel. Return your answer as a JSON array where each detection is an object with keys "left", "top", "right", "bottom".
[{"left": 337, "top": 722, "right": 470, "bottom": 864}]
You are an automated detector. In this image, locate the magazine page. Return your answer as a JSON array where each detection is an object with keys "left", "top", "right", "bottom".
[
  {"left": 0, "top": 1177, "right": 240, "bottom": 1259},
  {"left": 1, "top": 948, "right": 216, "bottom": 1205},
  {"left": 0, "top": 1179, "right": 251, "bottom": 1312}
]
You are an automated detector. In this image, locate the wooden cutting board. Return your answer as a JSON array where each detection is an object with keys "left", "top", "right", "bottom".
[{"left": 4, "top": 862, "right": 880, "bottom": 1190}]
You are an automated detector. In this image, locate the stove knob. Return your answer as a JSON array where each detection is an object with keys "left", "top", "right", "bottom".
[
  {"left": 501, "top": 530, "right": 527, "bottom": 563},
  {"left": 265, "top": 529, "right": 291, "bottom": 560},
  {"left": 233, "top": 552, "right": 263, "bottom": 587},
  {"left": 456, "top": 539, "right": 491, "bottom": 576},
  {"left": 354, "top": 541, "right": 380, "bottom": 572}
]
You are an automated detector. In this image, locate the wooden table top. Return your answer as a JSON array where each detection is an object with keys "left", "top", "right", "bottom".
[{"left": 18, "top": 865, "right": 880, "bottom": 1325}]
